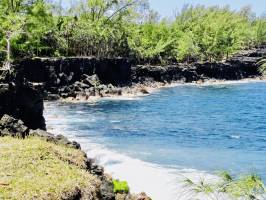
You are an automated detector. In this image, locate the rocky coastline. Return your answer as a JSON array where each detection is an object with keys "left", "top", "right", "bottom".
[
  {"left": 14, "top": 45, "right": 266, "bottom": 102},
  {"left": 0, "top": 68, "right": 149, "bottom": 200},
  {"left": 0, "top": 114, "right": 150, "bottom": 200},
  {"left": 0, "top": 46, "right": 265, "bottom": 199}
]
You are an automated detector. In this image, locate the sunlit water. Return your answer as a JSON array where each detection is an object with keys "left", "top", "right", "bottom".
[{"left": 44, "top": 81, "right": 266, "bottom": 200}]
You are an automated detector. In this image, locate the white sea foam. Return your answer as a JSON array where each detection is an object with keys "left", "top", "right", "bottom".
[
  {"left": 43, "top": 78, "right": 266, "bottom": 200},
  {"left": 231, "top": 135, "right": 241, "bottom": 139},
  {"left": 195, "top": 78, "right": 266, "bottom": 86},
  {"left": 52, "top": 78, "right": 266, "bottom": 103},
  {"left": 45, "top": 110, "right": 231, "bottom": 200}
]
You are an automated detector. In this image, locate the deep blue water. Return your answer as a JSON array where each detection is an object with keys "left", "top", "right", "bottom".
[{"left": 45, "top": 82, "right": 266, "bottom": 183}]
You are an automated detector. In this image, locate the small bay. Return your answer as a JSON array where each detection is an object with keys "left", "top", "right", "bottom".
[{"left": 45, "top": 81, "right": 266, "bottom": 200}]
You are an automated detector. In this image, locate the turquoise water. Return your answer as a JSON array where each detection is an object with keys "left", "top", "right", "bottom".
[{"left": 45, "top": 81, "right": 266, "bottom": 199}]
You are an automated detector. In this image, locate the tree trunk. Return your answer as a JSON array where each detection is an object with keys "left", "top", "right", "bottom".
[
  {"left": 4, "top": 36, "right": 11, "bottom": 70},
  {"left": 7, "top": 38, "right": 10, "bottom": 61}
]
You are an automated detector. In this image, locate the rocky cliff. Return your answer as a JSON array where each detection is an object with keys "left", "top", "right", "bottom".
[
  {"left": 0, "top": 46, "right": 265, "bottom": 200},
  {"left": 0, "top": 67, "right": 45, "bottom": 130},
  {"left": 0, "top": 114, "right": 151, "bottom": 200},
  {"left": 14, "top": 46, "right": 266, "bottom": 100},
  {"left": 133, "top": 46, "right": 266, "bottom": 83}
]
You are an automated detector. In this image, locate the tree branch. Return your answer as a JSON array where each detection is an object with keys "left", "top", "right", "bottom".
[{"left": 106, "top": 0, "right": 137, "bottom": 21}]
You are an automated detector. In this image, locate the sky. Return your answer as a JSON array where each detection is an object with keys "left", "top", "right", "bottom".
[{"left": 149, "top": 0, "right": 266, "bottom": 17}]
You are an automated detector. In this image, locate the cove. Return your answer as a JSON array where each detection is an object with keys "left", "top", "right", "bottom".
[{"left": 45, "top": 81, "right": 266, "bottom": 200}]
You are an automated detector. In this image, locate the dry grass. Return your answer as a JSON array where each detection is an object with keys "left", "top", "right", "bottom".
[{"left": 0, "top": 137, "right": 99, "bottom": 200}]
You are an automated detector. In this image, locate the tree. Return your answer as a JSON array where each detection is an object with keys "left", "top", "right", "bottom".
[
  {"left": 253, "top": 18, "right": 266, "bottom": 46},
  {"left": 23, "top": 0, "right": 56, "bottom": 56},
  {"left": 0, "top": 0, "right": 265, "bottom": 63},
  {"left": 175, "top": 31, "right": 199, "bottom": 62},
  {"left": 0, "top": 1, "right": 25, "bottom": 68},
  {"left": 127, "top": 21, "right": 174, "bottom": 62},
  {"left": 173, "top": 5, "right": 253, "bottom": 62}
]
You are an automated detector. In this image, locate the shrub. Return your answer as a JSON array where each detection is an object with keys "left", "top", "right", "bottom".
[
  {"left": 182, "top": 171, "right": 266, "bottom": 200},
  {"left": 113, "top": 180, "right": 130, "bottom": 194},
  {"left": 258, "top": 58, "right": 266, "bottom": 75}
]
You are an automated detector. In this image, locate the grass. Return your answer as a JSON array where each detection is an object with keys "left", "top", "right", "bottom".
[
  {"left": 113, "top": 180, "right": 129, "bottom": 194},
  {"left": 222, "top": 173, "right": 265, "bottom": 199},
  {"left": 0, "top": 136, "right": 99, "bottom": 200},
  {"left": 182, "top": 171, "right": 265, "bottom": 200}
]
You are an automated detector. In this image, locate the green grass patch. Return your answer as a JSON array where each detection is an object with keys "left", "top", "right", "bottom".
[
  {"left": 113, "top": 180, "right": 129, "bottom": 194},
  {"left": 0, "top": 136, "right": 99, "bottom": 200}
]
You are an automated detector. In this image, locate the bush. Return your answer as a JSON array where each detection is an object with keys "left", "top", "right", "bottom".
[
  {"left": 113, "top": 180, "right": 130, "bottom": 194},
  {"left": 258, "top": 58, "right": 266, "bottom": 75}
]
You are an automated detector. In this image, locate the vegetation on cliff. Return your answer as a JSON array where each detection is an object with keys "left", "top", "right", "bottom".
[
  {"left": 0, "top": 136, "right": 99, "bottom": 200},
  {"left": 113, "top": 180, "right": 130, "bottom": 194},
  {"left": 0, "top": 0, "right": 265, "bottom": 66},
  {"left": 258, "top": 58, "right": 266, "bottom": 75}
]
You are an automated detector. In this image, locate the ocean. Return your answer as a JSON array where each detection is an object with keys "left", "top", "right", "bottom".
[{"left": 44, "top": 81, "right": 266, "bottom": 200}]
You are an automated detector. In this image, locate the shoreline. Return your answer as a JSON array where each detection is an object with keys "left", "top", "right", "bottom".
[
  {"left": 44, "top": 105, "right": 222, "bottom": 200},
  {"left": 44, "top": 78, "right": 266, "bottom": 200},
  {"left": 57, "top": 76, "right": 266, "bottom": 103},
  {"left": 1, "top": 63, "right": 261, "bottom": 198}
]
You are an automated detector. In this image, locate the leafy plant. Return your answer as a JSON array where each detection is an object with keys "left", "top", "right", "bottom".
[
  {"left": 1, "top": 0, "right": 266, "bottom": 63},
  {"left": 113, "top": 179, "right": 130, "bottom": 194},
  {"left": 181, "top": 172, "right": 266, "bottom": 200},
  {"left": 225, "top": 174, "right": 265, "bottom": 198},
  {"left": 258, "top": 58, "right": 266, "bottom": 75}
]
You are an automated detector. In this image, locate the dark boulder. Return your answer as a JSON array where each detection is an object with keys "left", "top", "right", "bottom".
[
  {"left": 0, "top": 114, "right": 29, "bottom": 138},
  {"left": 81, "top": 74, "right": 100, "bottom": 87},
  {"left": 90, "top": 163, "right": 104, "bottom": 176},
  {"left": 100, "top": 179, "right": 115, "bottom": 200},
  {"left": 0, "top": 115, "right": 80, "bottom": 149},
  {"left": 15, "top": 57, "right": 131, "bottom": 99},
  {"left": 132, "top": 64, "right": 199, "bottom": 83},
  {"left": 16, "top": 57, "right": 131, "bottom": 87},
  {"left": 95, "top": 58, "right": 131, "bottom": 85},
  {"left": 29, "top": 129, "right": 81, "bottom": 149},
  {"left": 195, "top": 60, "right": 260, "bottom": 80}
]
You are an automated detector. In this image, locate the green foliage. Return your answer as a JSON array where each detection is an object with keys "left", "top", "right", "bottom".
[
  {"left": 174, "top": 31, "right": 199, "bottom": 62},
  {"left": 113, "top": 179, "right": 130, "bottom": 194},
  {"left": 184, "top": 178, "right": 214, "bottom": 194},
  {"left": 22, "top": 0, "right": 56, "bottom": 57},
  {"left": 128, "top": 22, "right": 173, "bottom": 61},
  {"left": 219, "top": 171, "right": 233, "bottom": 182},
  {"left": 0, "top": 0, "right": 266, "bottom": 63},
  {"left": 225, "top": 174, "right": 265, "bottom": 198},
  {"left": 258, "top": 58, "right": 266, "bottom": 75},
  {"left": 182, "top": 172, "right": 265, "bottom": 200},
  {"left": 174, "top": 5, "right": 255, "bottom": 61}
]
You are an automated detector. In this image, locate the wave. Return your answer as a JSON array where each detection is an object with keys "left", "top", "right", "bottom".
[
  {"left": 194, "top": 78, "right": 266, "bottom": 86},
  {"left": 45, "top": 112, "right": 228, "bottom": 200}
]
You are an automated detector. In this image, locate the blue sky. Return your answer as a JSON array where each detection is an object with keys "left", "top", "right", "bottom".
[{"left": 149, "top": 0, "right": 266, "bottom": 17}]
